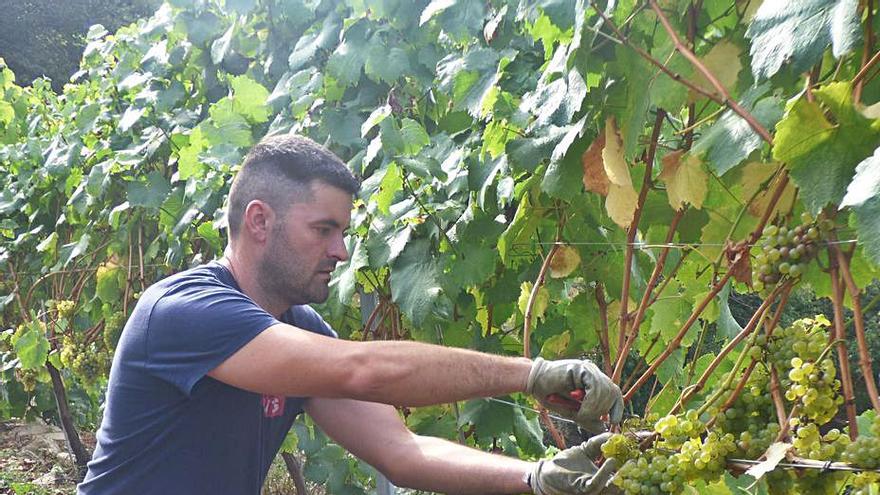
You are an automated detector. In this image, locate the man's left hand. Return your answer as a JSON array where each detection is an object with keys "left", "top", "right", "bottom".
[{"left": 528, "top": 432, "right": 620, "bottom": 495}]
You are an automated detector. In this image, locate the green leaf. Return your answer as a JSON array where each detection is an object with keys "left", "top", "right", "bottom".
[
  {"left": 374, "top": 163, "right": 403, "bottom": 215},
  {"left": 127, "top": 171, "right": 171, "bottom": 209},
  {"left": 211, "top": 20, "right": 236, "bottom": 65},
  {"left": 716, "top": 282, "right": 744, "bottom": 340},
  {"left": 458, "top": 398, "right": 514, "bottom": 438},
  {"left": 326, "top": 38, "right": 368, "bottom": 87},
  {"left": 747, "top": 0, "right": 861, "bottom": 80},
  {"left": 118, "top": 106, "right": 146, "bottom": 132},
  {"left": 12, "top": 321, "right": 50, "bottom": 370},
  {"left": 390, "top": 239, "right": 442, "bottom": 325},
  {"left": 205, "top": 98, "right": 253, "bottom": 147},
  {"left": 288, "top": 15, "right": 342, "bottom": 71},
  {"left": 506, "top": 126, "right": 569, "bottom": 173},
  {"left": 197, "top": 221, "right": 223, "bottom": 253},
  {"left": 365, "top": 45, "right": 410, "bottom": 84},
  {"left": 229, "top": 75, "right": 270, "bottom": 123},
  {"left": 96, "top": 263, "right": 122, "bottom": 303},
  {"left": 841, "top": 145, "right": 880, "bottom": 264},
  {"left": 650, "top": 296, "right": 694, "bottom": 347},
  {"left": 420, "top": 0, "right": 457, "bottom": 25},
  {"left": 693, "top": 84, "right": 784, "bottom": 176},
  {"left": 773, "top": 83, "right": 880, "bottom": 213},
  {"left": 539, "top": 330, "right": 571, "bottom": 359},
  {"left": 399, "top": 119, "right": 430, "bottom": 156},
  {"left": 512, "top": 406, "right": 545, "bottom": 456},
  {"left": 333, "top": 236, "right": 367, "bottom": 304}
]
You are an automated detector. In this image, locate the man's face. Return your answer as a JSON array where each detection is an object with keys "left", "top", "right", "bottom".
[{"left": 258, "top": 181, "right": 352, "bottom": 306}]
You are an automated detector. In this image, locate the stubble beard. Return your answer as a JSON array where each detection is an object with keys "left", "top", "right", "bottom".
[{"left": 259, "top": 232, "right": 330, "bottom": 307}]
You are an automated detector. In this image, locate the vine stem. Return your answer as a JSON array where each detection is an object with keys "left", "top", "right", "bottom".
[
  {"left": 522, "top": 215, "right": 566, "bottom": 449},
  {"left": 590, "top": 7, "right": 723, "bottom": 103},
  {"left": 832, "top": 243, "right": 880, "bottom": 414},
  {"left": 647, "top": 0, "right": 773, "bottom": 144},
  {"left": 852, "top": 50, "right": 880, "bottom": 91},
  {"left": 769, "top": 366, "right": 790, "bottom": 433},
  {"left": 281, "top": 452, "right": 307, "bottom": 494},
  {"left": 623, "top": 270, "right": 733, "bottom": 402},
  {"left": 854, "top": 0, "right": 875, "bottom": 103},
  {"left": 680, "top": 283, "right": 788, "bottom": 415},
  {"left": 612, "top": 208, "right": 684, "bottom": 383},
  {"left": 829, "top": 258, "right": 860, "bottom": 440},
  {"left": 523, "top": 247, "right": 559, "bottom": 358},
  {"left": 595, "top": 284, "right": 612, "bottom": 376},
  {"left": 616, "top": 109, "right": 666, "bottom": 369}
]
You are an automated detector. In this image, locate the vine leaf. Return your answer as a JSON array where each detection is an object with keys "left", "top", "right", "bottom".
[
  {"left": 841, "top": 146, "right": 880, "bottom": 264},
  {"left": 659, "top": 151, "right": 708, "bottom": 211},
  {"left": 518, "top": 281, "right": 549, "bottom": 321},
  {"left": 692, "top": 84, "right": 783, "bottom": 177},
  {"left": 390, "top": 239, "right": 442, "bottom": 325},
  {"left": 581, "top": 133, "right": 609, "bottom": 196},
  {"left": 210, "top": 20, "right": 235, "bottom": 65},
  {"left": 11, "top": 321, "right": 49, "bottom": 370},
  {"left": 549, "top": 245, "right": 581, "bottom": 278},
  {"left": 607, "top": 184, "right": 638, "bottom": 228},
  {"left": 745, "top": 442, "right": 793, "bottom": 480},
  {"left": 774, "top": 82, "right": 880, "bottom": 213},
  {"left": 601, "top": 117, "right": 632, "bottom": 187},
  {"left": 693, "top": 40, "right": 742, "bottom": 92},
  {"left": 746, "top": 0, "right": 861, "bottom": 80}
]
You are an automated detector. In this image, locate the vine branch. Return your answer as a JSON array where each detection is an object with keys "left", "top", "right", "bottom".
[{"left": 647, "top": 0, "right": 773, "bottom": 145}]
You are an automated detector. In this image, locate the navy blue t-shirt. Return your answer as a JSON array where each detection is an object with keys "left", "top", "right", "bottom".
[{"left": 78, "top": 261, "right": 336, "bottom": 494}]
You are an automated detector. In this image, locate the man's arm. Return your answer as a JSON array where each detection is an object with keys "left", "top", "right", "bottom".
[
  {"left": 304, "top": 397, "right": 533, "bottom": 494},
  {"left": 208, "top": 323, "right": 533, "bottom": 406}
]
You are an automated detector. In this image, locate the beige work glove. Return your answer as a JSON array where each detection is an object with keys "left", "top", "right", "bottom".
[
  {"left": 526, "top": 358, "right": 623, "bottom": 432},
  {"left": 528, "top": 432, "right": 620, "bottom": 495}
]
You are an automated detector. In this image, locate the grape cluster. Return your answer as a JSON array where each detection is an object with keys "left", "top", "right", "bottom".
[
  {"left": 55, "top": 299, "right": 75, "bottom": 319},
  {"left": 751, "top": 213, "right": 832, "bottom": 294},
  {"left": 654, "top": 411, "right": 704, "bottom": 449},
  {"left": 59, "top": 334, "right": 110, "bottom": 385},
  {"left": 613, "top": 450, "right": 684, "bottom": 494},
  {"left": 843, "top": 416, "right": 880, "bottom": 469},
  {"left": 103, "top": 310, "right": 125, "bottom": 350},
  {"left": 785, "top": 356, "right": 842, "bottom": 424},
  {"left": 14, "top": 367, "right": 40, "bottom": 392},
  {"left": 601, "top": 433, "right": 638, "bottom": 464},
  {"left": 851, "top": 472, "right": 880, "bottom": 495},
  {"left": 767, "top": 316, "right": 829, "bottom": 367}
]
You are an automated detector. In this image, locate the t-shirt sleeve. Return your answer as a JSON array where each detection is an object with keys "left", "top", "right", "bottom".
[{"left": 144, "top": 282, "right": 280, "bottom": 396}]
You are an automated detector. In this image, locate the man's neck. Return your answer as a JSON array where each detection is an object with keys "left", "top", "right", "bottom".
[{"left": 219, "top": 250, "right": 289, "bottom": 318}]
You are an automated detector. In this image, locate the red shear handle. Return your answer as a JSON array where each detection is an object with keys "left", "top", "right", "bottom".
[{"left": 545, "top": 389, "right": 585, "bottom": 410}]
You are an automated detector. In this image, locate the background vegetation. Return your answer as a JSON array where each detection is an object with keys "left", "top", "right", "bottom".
[{"left": 2, "top": 0, "right": 880, "bottom": 493}]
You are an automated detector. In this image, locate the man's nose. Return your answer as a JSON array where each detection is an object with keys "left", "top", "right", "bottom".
[{"left": 329, "top": 233, "right": 349, "bottom": 262}]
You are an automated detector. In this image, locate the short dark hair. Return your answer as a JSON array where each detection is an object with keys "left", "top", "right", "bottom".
[{"left": 226, "top": 134, "right": 359, "bottom": 238}]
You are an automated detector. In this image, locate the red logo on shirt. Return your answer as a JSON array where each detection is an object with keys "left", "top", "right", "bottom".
[{"left": 261, "top": 394, "right": 285, "bottom": 418}]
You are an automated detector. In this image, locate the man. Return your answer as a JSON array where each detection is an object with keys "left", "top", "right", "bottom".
[{"left": 77, "top": 135, "right": 623, "bottom": 494}]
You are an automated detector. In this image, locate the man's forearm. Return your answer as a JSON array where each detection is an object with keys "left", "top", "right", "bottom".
[
  {"left": 342, "top": 340, "right": 533, "bottom": 407},
  {"left": 386, "top": 434, "right": 533, "bottom": 494}
]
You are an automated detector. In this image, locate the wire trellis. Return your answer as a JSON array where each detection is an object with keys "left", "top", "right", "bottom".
[{"left": 485, "top": 397, "right": 880, "bottom": 474}]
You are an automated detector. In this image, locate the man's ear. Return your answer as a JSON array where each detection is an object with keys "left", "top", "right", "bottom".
[{"left": 242, "top": 200, "right": 275, "bottom": 243}]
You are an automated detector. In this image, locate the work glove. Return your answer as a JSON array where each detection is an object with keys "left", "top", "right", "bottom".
[
  {"left": 526, "top": 358, "right": 623, "bottom": 432},
  {"left": 528, "top": 432, "right": 621, "bottom": 495}
]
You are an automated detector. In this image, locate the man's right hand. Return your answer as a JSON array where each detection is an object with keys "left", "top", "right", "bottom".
[{"left": 526, "top": 358, "right": 623, "bottom": 431}]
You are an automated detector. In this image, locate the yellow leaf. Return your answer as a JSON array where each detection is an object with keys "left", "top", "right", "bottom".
[
  {"left": 694, "top": 41, "right": 742, "bottom": 91},
  {"left": 660, "top": 151, "right": 708, "bottom": 210},
  {"left": 581, "top": 133, "right": 609, "bottom": 196},
  {"left": 606, "top": 183, "right": 638, "bottom": 227},
  {"left": 602, "top": 117, "right": 632, "bottom": 187},
  {"left": 518, "top": 282, "right": 549, "bottom": 321},
  {"left": 739, "top": 162, "right": 796, "bottom": 217},
  {"left": 549, "top": 245, "right": 581, "bottom": 278}
]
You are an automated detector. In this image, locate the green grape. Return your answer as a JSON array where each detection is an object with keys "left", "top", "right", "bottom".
[{"left": 601, "top": 433, "right": 638, "bottom": 463}]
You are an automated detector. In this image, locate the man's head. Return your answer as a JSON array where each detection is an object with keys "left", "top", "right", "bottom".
[{"left": 227, "top": 135, "right": 359, "bottom": 305}]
